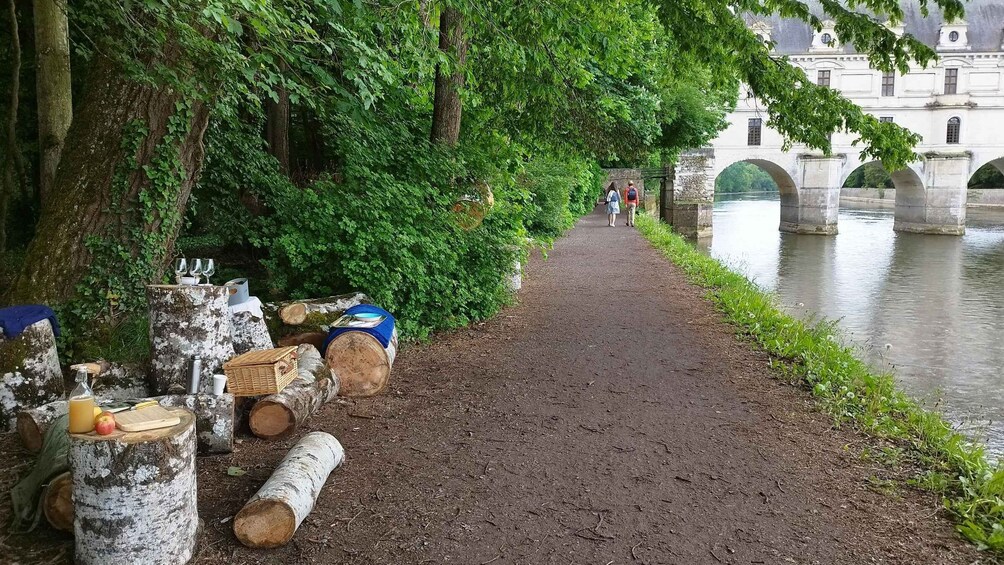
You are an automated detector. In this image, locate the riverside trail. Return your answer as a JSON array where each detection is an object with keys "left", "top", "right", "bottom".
[{"left": 200, "top": 208, "right": 981, "bottom": 563}]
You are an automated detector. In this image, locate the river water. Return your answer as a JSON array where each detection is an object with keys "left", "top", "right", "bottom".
[{"left": 708, "top": 193, "right": 1004, "bottom": 453}]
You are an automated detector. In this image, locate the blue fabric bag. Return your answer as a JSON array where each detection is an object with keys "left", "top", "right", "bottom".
[
  {"left": 322, "top": 304, "right": 396, "bottom": 353},
  {"left": 0, "top": 305, "right": 60, "bottom": 339}
]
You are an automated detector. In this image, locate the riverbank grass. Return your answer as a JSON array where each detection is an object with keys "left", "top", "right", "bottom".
[{"left": 635, "top": 214, "right": 1004, "bottom": 553}]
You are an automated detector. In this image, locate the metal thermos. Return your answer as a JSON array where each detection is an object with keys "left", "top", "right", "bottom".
[{"left": 188, "top": 357, "right": 202, "bottom": 394}]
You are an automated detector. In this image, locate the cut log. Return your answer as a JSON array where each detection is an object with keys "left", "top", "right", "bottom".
[
  {"left": 230, "top": 297, "right": 274, "bottom": 354},
  {"left": 233, "top": 431, "right": 344, "bottom": 548},
  {"left": 249, "top": 345, "right": 338, "bottom": 440},
  {"left": 157, "top": 393, "right": 235, "bottom": 454},
  {"left": 91, "top": 361, "right": 148, "bottom": 400},
  {"left": 324, "top": 330, "right": 397, "bottom": 397},
  {"left": 276, "top": 331, "right": 327, "bottom": 351},
  {"left": 0, "top": 319, "right": 64, "bottom": 431},
  {"left": 263, "top": 293, "right": 369, "bottom": 338},
  {"left": 70, "top": 409, "right": 198, "bottom": 565},
  {"left": 147, "top": 285, "right": 235, "bottom": 395},
  {"left": 17, "top": 399, "right": 68, "bottom": 453},
  {"left": 42, "top": 471, "right": 73, "bottom": 533}
]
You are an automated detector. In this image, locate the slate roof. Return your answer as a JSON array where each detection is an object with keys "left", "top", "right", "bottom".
[{"left": 745, "top": 0, "right": 1004, "bottom": 54}]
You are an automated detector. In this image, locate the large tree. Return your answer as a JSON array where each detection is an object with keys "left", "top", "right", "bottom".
[
  {"left": 430, "top": 6, "right": 467, "bottom": 146},
  {"left": 33, "top": 0, "right": 72, "bottom": 202}
]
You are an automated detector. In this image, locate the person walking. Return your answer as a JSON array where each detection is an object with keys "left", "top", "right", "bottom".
[
  {"left": 605, "top": 183, "right": 620, "bottom": 227},
  {"left": 624, "top": 181, "right": 639, "bottom": 227}
]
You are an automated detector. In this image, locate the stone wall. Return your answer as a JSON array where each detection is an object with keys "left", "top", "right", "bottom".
[{"left": 603, "top": 168, "right": 645, "bottom": 202}]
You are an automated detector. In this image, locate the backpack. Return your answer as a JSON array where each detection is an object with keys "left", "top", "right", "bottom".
[{"left": 627, "top": 187, "right": 637, "bottom": 201}]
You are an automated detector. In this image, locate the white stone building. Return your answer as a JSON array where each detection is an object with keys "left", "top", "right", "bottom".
[{"left": 670, "top": 0, "right": 1004, "bottom": 237}]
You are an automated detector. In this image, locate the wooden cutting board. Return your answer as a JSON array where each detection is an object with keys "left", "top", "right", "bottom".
[{"left": 115, "top": 405, "right": 181, "bottom": 432}]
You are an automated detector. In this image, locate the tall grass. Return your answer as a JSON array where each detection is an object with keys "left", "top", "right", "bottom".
[{"left": 635, "top": 214, "right": 1004, "bottom": 553}]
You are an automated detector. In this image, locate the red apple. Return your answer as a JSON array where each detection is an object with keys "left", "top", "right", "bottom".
[{"left": 94, "top": 412, "right": 116, "bottom": 435}]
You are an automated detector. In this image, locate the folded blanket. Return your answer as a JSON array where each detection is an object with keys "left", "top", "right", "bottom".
[
  {"left": 322, "top": 304, "right": 396, "bottom": 353},
  {"left": 0, "top": 305, "right": 60, "bottom": 339}
]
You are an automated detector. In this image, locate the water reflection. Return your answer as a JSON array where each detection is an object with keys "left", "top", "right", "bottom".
[{"left": 710, "top": 193, "right": 1004, "bottom": 452}]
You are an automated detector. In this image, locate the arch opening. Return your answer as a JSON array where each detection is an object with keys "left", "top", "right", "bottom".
[
  {"left": 714, "top": 159, "right": 795, "bottom": 200},
  {"left": 841, "top": 161, "right": 924, "bottom": 206},
  {"left": 969, "top": 159, "right": 1004, "bottom": 189}
]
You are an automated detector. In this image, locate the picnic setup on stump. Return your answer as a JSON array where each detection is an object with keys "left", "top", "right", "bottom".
[{"left": 1, "top": 267, "right": 397, "bottom": 565}]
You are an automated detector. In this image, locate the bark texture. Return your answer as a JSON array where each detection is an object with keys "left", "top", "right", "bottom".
[
  {"left": 249, "top": 344, "right": 338, "bottom": 440},
  {"left": 231, "top": 309, "right": 274, "bottom": 354},
  {"left": 0, "top": 319, "right": 64, "bottom": 431},
  {"left": 157, "top": 393, "right": 235, "bottom": 454},
  {"left": 147, "top": 285, "right": 235, "bottom": 395},
  {"left": 42, "top": 471, "right": 73, "bottom": 533},
  {"left": 91, "top": 361, "right": 149, "bottom": 400},
  {"left": 6, "top": 54, "right": 210, "bottom": 306},
  {"left": 430, "top": 7, "right": 468, "bottom": 146},
  {"left": 16, "top": 399, "right": 67, "bottom": 453},
  {"left": 1, "top": 0, "right": 27, "bottom": 254},
  {"left": 324, "top": 329, "right": 397, "bottom": 397},
  {"left": 70, "top": 410, "right": 198, "bottom": 564},
  {"left": 33, "top": 0, "right": 73, "bottom": 202},
  {"left": 263, "top": 292, "right": 369, "bottom": 338},
  {"left": 233, "top": 431, "right": 345, "bottom": 548}
]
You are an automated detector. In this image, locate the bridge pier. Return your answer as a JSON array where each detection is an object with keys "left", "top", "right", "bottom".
[
  {"left": 666, "top": 149, "right": 715, "bottom": 239},
  {"left": 780, "top": 155, "right": 843, "bottom": 235},
  {"left": 893, "top": 154, "right": 970, "bottom": 235}
]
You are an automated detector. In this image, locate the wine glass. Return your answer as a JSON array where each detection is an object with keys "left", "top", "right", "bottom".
[
  {"left": 173, "top": 258, "right": 187, "bottom": 284},
  {"left": 201, "top": 259, "right": 215, "bottom": 285},
  {"left": 188, "top": 258, "right": 203, "bottom": 284}
]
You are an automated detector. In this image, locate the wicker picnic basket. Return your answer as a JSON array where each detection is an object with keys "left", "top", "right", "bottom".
[{"left": 223, "top": 346, "right": 298, "bottom": 396}]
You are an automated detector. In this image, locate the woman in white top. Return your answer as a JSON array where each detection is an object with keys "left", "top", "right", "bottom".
[{"left": 605, "top": 184, "right": 620, "bottom": 227}]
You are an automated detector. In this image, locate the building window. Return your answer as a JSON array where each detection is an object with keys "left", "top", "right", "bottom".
[
  {"left": 817, "top": 70, "right": 831, "bottom": 87},
  {"left": 821, "top": 32, "right": 832, "bottom": 45},
  {"left": 748, "top": 118, "right": 762, "bottom": 146},
  {"left": 881, "top": 71, "right": 895, "bottom": 96},
  {"left": 946, "top": 117, "right": 961, "bottom": 144},
  {"left": 949, "top": 31, "right": 959, "bottom": 42},
  {"left": 879, "top": 116, "right": 894, "bottom": 123},
  {"left": 945, "top": 68, "right": 958, "bottom": 94}
]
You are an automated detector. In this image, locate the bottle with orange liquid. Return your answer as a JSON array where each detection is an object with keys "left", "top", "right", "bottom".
[{"left": 68, "top": 367, "right": 96, "bottom": 434}]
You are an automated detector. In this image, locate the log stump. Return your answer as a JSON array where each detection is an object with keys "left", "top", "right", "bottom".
[
  {"left": 147, "top": 285, "right": 235, "bottom": 395},
  {"left": 70, "top": 409, "right": 198, "bottom": 565},
  {"left": 43, "top": 471, "right": 73, "bottom": 533},
  {"left": 324, "top": 330, "right": 397, "bottom": 397},
  {"left": 250, "top": 345, "right": 339, "bottom": 440},
  {"left": 17, "top": 399, "right": 68, "bottom": 453},
  {"left": 157, "top": 393, "right": 235, "bottom": 454},
  {"left": 234, "top": 431, "right": 344, "bottom": 548},
  {"left": 230, "top": 298, "right": 274, "bottom": 354},
  {"left": 91, "top": 361, "right": 149, "bottom": 400},
  {"left": 0, "top": 319, "right": 64, "bottom": 431},
  {"left": 263, "top": 293, "right": 370, "bottom": 340}
]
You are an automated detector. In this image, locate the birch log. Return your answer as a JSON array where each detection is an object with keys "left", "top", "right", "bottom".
[
  {"left": 71, "top": 409, "right": 198, "bottom": 565},
  {"left": 233, "top": 431, "right": 345, "bottom": 548},
  {"left": 42, "top": 471, "right": 73, "bottom": 533},
  {"left": 157, "top": 393, "right": 235, "bottom": 454},
  {"left": 147, "top": 285, "right": 235, "bottom": 395},
  {"left": 263, "top": 292, "right": 369, "bottom": 338},
  {"left": 249, "top": 345, "right": 339, "bottom": 440},
  {"left": 231, "top": 309, "right": 274, "bottom": 354},
  {"left": 91, "top": 361, "right": 148, "bottom": 400},
  {"left": 0, "top": 319, "right": 64, "bottom": 431},
  {"left": 16, "top": 399, "right": 68, "bottom": 453},
  {"left": 324, "top": 329, "right": 397, "bottom": 397}
]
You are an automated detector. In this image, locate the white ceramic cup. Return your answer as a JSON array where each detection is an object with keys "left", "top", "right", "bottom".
[{"left": 212, "top": 374, "right": 227, "bottom": 395}]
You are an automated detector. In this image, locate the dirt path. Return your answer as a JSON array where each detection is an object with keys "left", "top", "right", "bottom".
[{"left": 1, "top": 209, "right": 987, "bottom": 564}]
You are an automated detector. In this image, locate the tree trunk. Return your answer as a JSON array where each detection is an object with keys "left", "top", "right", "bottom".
[
  {"left": 233, "top": 431, "right": 344, "bottom": 548},
  {"left": 249, "top": 344, "right": 338, "bottom": 440},
  {"left": 5, "top": 54, "right": 210, "bottom": 308},
  {"left": 430, "top": 7, "right": 467, "bottom": 146},
  {"left": 0, "top": 319, "right": 64, "bottom": 431},
  {"left": 324, "top": 329, "right": 397, "bottom": 397},
  {"left": 1, "top": 0, "right": 27, "bottom": 254},
  {"left": 147, "top": 285, "right": 235, "bottom": 395},
  {"left": 16, "top": 399, "right": 67, "bottom": 453},
  {"left": 33, "top": 0, "right": 72, "bottom": 203},
  {"left": 42, "top": 471, "right": 73, "bottom": 533},
  {"left": 265, "top": 82, "right": 290, "bottom": 173},
  {"left": 262, "top": 292, "right": 370, "bottom": 339},
  {"left": 91, "top": 361, "right": 149, "bottom": 400},
  {"left": 157, "top": 393, "right": 235, "bottom": 454},
  {"left": 70, "top": 409, "right": 198, "bottom": 564}
]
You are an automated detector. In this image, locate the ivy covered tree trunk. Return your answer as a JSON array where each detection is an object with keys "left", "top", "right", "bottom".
[
  {"left": 5, "top": 55, "right": 209, "bottom": 310},
  {"left": 430, "top": 7, "right": 467, "bottom": 146},
  {"left": 33, "top": 0, "right": 73, "bottom": 202}
]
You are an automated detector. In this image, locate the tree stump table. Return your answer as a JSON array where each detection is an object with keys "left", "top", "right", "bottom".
[
  {"left": 0, "top": 319, "right": 64, "bottom": 431},
  {"left": 148, "top": 285, "right": 235, "bottom": 395},
  {"left": 70, "top": 409, "right": 198, "bottom": 565},
  {"left": 324, "top": 329, "right": 397, "bottom": 397}
]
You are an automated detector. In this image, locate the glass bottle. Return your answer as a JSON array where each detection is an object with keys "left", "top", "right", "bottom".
[{"left": 68, "top": 368, "right": 96, "bottom": 434}]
